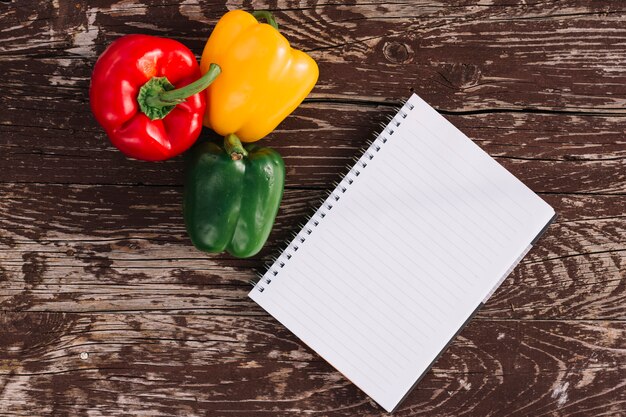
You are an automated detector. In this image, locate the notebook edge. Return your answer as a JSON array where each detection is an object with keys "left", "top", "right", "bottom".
[
  {"left": 531, "top": 210, "right": 558, "bottom": 246},
  {"left": 388, "top": 210, "right": 556, "bottom": 413},
  {"left": 388, "top": 301, "right": 485, "bottom": 413}
]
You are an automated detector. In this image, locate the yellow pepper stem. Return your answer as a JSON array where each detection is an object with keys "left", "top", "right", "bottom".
[
  {"left": 224, "top": 133, "right": 248, "bottom": 160},
  {"left": 251, "top": 10, "right": 279, "bottom": 30}
]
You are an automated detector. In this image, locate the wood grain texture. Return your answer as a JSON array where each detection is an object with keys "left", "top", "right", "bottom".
[
  {"left": 1, "top": 0, "right": 625, "bottom": 415},
  {"left": 2, "top": 312, "right": 626, "bottom": 416},
  {"left": 0, "top": 186, "right": 624, "bottom": 320}
]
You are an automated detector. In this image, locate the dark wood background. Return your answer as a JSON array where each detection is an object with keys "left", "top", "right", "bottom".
[{"left": 1, "top": 0, "right": 625, "bottom": 415}]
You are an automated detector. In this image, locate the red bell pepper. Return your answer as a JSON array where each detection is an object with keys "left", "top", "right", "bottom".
[{"left": 90, "top": 34, "right": 220, "bottom": 161}]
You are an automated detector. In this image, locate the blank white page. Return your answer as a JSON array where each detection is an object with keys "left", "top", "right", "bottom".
[{"left": 249, "top": 94, "right": 555, "bottom": 412}]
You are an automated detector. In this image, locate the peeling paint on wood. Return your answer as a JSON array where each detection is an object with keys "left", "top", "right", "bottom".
[{"left": 1, "top": 0, "right": 625, "bottom": 416}]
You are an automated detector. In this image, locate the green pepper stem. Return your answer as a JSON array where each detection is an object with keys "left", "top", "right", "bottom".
[
  {"left": 251, "top": 10, "right": 279, "bottom": 30},
  {"left": 138, "top": 63, "right": 221, "bottom": 120},
  {"left": 224, "top": 133, "right": 248, "bottom": 160}
]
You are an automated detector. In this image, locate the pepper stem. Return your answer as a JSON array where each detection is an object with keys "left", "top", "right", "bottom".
[
  {"left": 137, "top": 63, "right": 221, "bottom": 120},
  {"left": 251, "top": 10, "right": 279, "bottom": 30},
  {"left": 224, "top": 134, "right": 248, "bottom": 160}
]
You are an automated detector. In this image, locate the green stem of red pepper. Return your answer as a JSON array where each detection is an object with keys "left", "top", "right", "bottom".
[
  {"left": 137, "top": 63, "right": 221, "bottom": 120},
  {"left": 251, "top": 10, "right": 279, "bottom": 30},
  {"left": 224, "top": 133, "right": 248, "bottom": 160}
]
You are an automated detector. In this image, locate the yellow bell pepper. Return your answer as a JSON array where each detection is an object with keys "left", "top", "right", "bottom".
[{"left": 199, "top": 10, "right": 319, "bottom": 142}]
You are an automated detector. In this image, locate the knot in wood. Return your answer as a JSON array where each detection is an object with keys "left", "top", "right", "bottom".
[
  {"left": 383, "top": 41, "right": 412, "bottom": 64},
  {"left": 439, "top": 63, "right": 482, "bottom": 90}
]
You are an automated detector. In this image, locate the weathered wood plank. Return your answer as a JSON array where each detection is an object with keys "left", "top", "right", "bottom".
[
  {"left": 1, "top": 0, "right": 625, "bottom": 190},
  {"left": 1, "top": 312, "right": 625, "bottom": 416},
  {"left": 2, "top": 0, "right": 625, "bottom": 415},
  {"left": 2, "top": 0, "right": 625, "bottom": 111},
  {"left": 1, "top": 102, "right": 625, "bottom": 191},
  {"left": 0, "top": 184, "right": 624, "bottom": 319}
]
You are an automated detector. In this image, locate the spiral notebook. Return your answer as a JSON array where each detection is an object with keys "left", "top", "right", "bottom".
[{"left": 249, "top": 94, "right": 556, "bottom": 412}]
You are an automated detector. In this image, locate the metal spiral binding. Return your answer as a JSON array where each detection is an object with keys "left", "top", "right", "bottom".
[{"left": 253, "top": 99, "right": 415, "bottom": 293}]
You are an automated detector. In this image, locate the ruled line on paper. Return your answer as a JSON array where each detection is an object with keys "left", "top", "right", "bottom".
[{"left": 410, "top": 96, "right": 534, "bottom": 218}]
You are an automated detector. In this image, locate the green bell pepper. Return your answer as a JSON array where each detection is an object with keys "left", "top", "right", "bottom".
[{"left": 183, "top": 134, "right": 285, "bottom": 258}]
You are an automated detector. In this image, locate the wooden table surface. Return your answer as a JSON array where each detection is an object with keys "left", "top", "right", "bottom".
[{"left": 1, "top": 1, "right": 625, "bottom": 416}]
